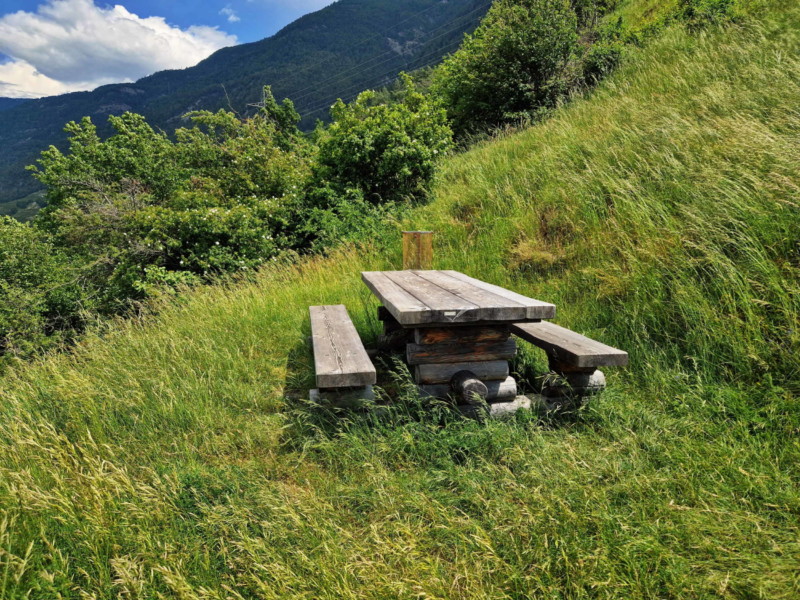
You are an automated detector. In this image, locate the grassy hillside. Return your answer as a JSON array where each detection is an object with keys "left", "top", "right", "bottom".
[{"left": 1, "top": 2, "right": 798, "bottom": 598}]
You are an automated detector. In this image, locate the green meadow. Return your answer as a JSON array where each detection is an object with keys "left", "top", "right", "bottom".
[{"left": 1, "top": 1, "right": 798, "bottom": 597}]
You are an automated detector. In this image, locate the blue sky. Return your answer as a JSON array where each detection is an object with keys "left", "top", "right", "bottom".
[{"left": 0, "top": 0, "right": 336, "bottom": 98}]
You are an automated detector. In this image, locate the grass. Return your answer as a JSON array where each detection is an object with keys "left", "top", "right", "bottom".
[{"left": 1, "top": 2, "right": 799, "bottom": 598}]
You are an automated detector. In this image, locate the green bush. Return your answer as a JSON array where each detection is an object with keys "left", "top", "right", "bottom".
[
  {"left": 311, "top": 76, "right": 453, "bottom": 206},
  {"left": 431, "top": 0, "right": 580, "bottom": 136},
  {"left": 679, "top": 0, "right": 739, "bottom": 27},
  {"left": 29, "top": 94, "right": 310, "bottom": 310},
  {"left": 0, "top": 218, "right": 87, "bottom": 364},
  {"left": 299, "top": 187, "right": 401, "bottom": 253}
]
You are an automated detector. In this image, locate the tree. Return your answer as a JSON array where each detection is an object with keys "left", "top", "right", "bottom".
[
  {"left": 29, "top": 95, "right": 310, "bottom": 310},
  {"left": 311, "top": 75, "right": 453, "bottom": 206},
  {"left": 431, "top": 0, "right": 580, "bottom": 136}
]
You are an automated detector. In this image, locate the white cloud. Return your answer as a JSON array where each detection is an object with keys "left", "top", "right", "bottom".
[
  {"left": 0, "top": 0, "right": 237, "bottom": 98},
  {"left": 0, "top": 57, "right": 103, "bottom": 98},
  {"left": 220, "top": 6, "right": 240, "bottom": 23}
]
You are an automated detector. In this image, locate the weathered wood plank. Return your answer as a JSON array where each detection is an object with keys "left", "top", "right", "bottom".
[
  {"left": 406, "top": 339, "right": 517, "bottom": 365},
  {"left": 414, "top": 326, "right": 510, "bottom": 345},
  {"left": 383, "top": 270, "right": 478, "bottom": 321},
  {"left": 510, "top": 321, "right": 628, "bottom": 368},
  {"left": 415, "top": 360, "right": 509, "bottom": 384},
  {"left": 441, "top": 271, "right": 556, "bottom": 320},
  {"left": 420, "top": 376, "right": 518, "bottom": 402},
  {"left": 413, "top": 270, "right": 531, "bottom": 321},
  {"left": 310, "top": 305, "right": 376, "bottom": 388},
  {"left": 361, "top": 272, "right": 429, "bottom": 325}
]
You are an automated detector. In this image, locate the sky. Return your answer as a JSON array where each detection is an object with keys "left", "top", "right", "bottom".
[{"left": 0, "top": 0, "right": 336, "bottom": 98}]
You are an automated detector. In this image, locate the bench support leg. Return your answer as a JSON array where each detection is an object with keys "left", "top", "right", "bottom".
[{"left": 543, "top": 357, "right": 606, "bottom": 402}]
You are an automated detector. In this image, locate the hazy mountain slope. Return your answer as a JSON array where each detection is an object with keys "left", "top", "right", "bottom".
[
  {"left": 0, "top": 98, "right": 28, "bottom": 111},
  {"left": 0, "top": 0, "right": 489, "bottom": 206},
  {"left": 0, "top": 1, "right": 797, "bottom": 597}
]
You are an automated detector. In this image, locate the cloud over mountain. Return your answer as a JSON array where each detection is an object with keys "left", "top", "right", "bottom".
[{"left": 0, "top": 0, "right": 236, "bottom": 98}]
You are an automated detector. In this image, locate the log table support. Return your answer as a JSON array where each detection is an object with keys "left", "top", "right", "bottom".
[
  {"left": 409, "top": 325, "right": 518, "bottom": 406},
  {"left": 361, "top": 271, "right": 559, "bottom": 419},
  {"left": 450, "top": 370, "right": 488, "bottom": 405}
]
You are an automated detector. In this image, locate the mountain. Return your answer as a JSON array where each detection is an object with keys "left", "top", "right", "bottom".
[
  {"left": 0, "top": 0, "right": 490, "bottom": 208},
  {"left": 0, "top": 98, "right": 28, "bottom": 111}
]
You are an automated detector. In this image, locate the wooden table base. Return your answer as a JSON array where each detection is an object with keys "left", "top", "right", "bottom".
[{"left": 378, "top": 308, "right": 518, "bottom": 402}]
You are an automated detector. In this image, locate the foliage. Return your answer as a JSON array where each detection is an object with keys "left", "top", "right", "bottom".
[
  {"left": 430, "top": 0, "right": 743, "bottom": 137},
  {"left": 300, "top": 188, "right": 403, "bottom": 253},
  {"left": 29, "top": 97, "right": 309, "bottom": 310},
  {"left": 431, "top": 0, "right": 582, "bottom": 136},
  {"left": 679, "top": 0, "right": 740, "bottom": 26},
  {"left": 0, "top": 218, "right": 86, "bottom": 365},
  {"left": 310, "top": 77, "right": 453, "bottom": 207}
]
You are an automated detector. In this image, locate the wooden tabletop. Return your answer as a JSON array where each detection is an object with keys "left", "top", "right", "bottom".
[{"left": 361, "top": 270, "right": 556, "bottom": 326}]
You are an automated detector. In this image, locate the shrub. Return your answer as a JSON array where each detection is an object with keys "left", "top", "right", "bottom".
[
  {"left": 431, "top": 0, "right": 580, "bottom": 136},
  {"left": 0, "top": 218, "right": 87, "bottom": 364},
  {"left": 679, "top": 0, "right": 739, "bottom": 27},
  {"left": 311, "top": 75, "right": 452, "bottom": 206},
  {"left": 29, "top": 96, "right": 310, "bottom": 310}
]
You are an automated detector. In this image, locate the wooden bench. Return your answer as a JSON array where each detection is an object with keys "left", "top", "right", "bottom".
[
  {"left": 309, "top": 305, "right": 376, "bottom": 406},
  {"left": 510, "top": 321, "right": 628, "bottom": 400}
]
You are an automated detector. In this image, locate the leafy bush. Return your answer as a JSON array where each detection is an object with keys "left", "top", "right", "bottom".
[
  {"left": 0, "top": 218, "right": 87, "bottom": 364},
  {"left": 310, "top": 76, "right": 452, "bottom": 206},
  {"left": 679, "top": 0, "right": 739, "bottom": 27},
  {"left": 30, "top": 92, "right": 310, "bottom": 310},
  {"left": 431, "top": 0, "right": 580, "bottom": 136},
  {"left": 299, "top": 187, "right": 402, "bottom": 253}
]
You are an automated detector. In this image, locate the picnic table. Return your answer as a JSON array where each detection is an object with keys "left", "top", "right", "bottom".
[
  {"left": 309, "top": 269, "right": 627, "bottom": 413},
  {"left": 361, "top": 270, "right": 555, "bottom": 403}
]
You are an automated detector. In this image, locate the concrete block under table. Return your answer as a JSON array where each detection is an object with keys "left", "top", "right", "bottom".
[{"left": 457, "top": 395, "right": 544, "bottom": 420}]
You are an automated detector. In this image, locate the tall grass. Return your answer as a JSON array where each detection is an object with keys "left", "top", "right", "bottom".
[
  {"left": 0, "top": 2, "right": 798, "bottom": 598},
  {"left": 408, "top": 3, "right": 799, "bottom": 389}
]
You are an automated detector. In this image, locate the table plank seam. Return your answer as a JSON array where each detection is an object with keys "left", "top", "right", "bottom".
[
  {"left": 419, "top": 270, "right": 528, "bottom": 308},
  {"left": 384, "top": 270, "right": 477, "bottom": 315}
]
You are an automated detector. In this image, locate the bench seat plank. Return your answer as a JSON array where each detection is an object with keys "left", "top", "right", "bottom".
[
  {"left": 310, "top": 305, "right": 376, "bottom": 388},
  {"left": 510, "top": 321, "right": 628, "bottom": 368}
]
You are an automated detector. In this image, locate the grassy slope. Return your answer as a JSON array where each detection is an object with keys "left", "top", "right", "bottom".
[{"left": 1, "top": 3, "right": 799, "bottom": 598}]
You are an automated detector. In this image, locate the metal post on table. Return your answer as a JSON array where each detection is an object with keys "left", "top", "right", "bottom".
[{"left": 402, "top": 231, "right": 433, "bottom": 270}]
